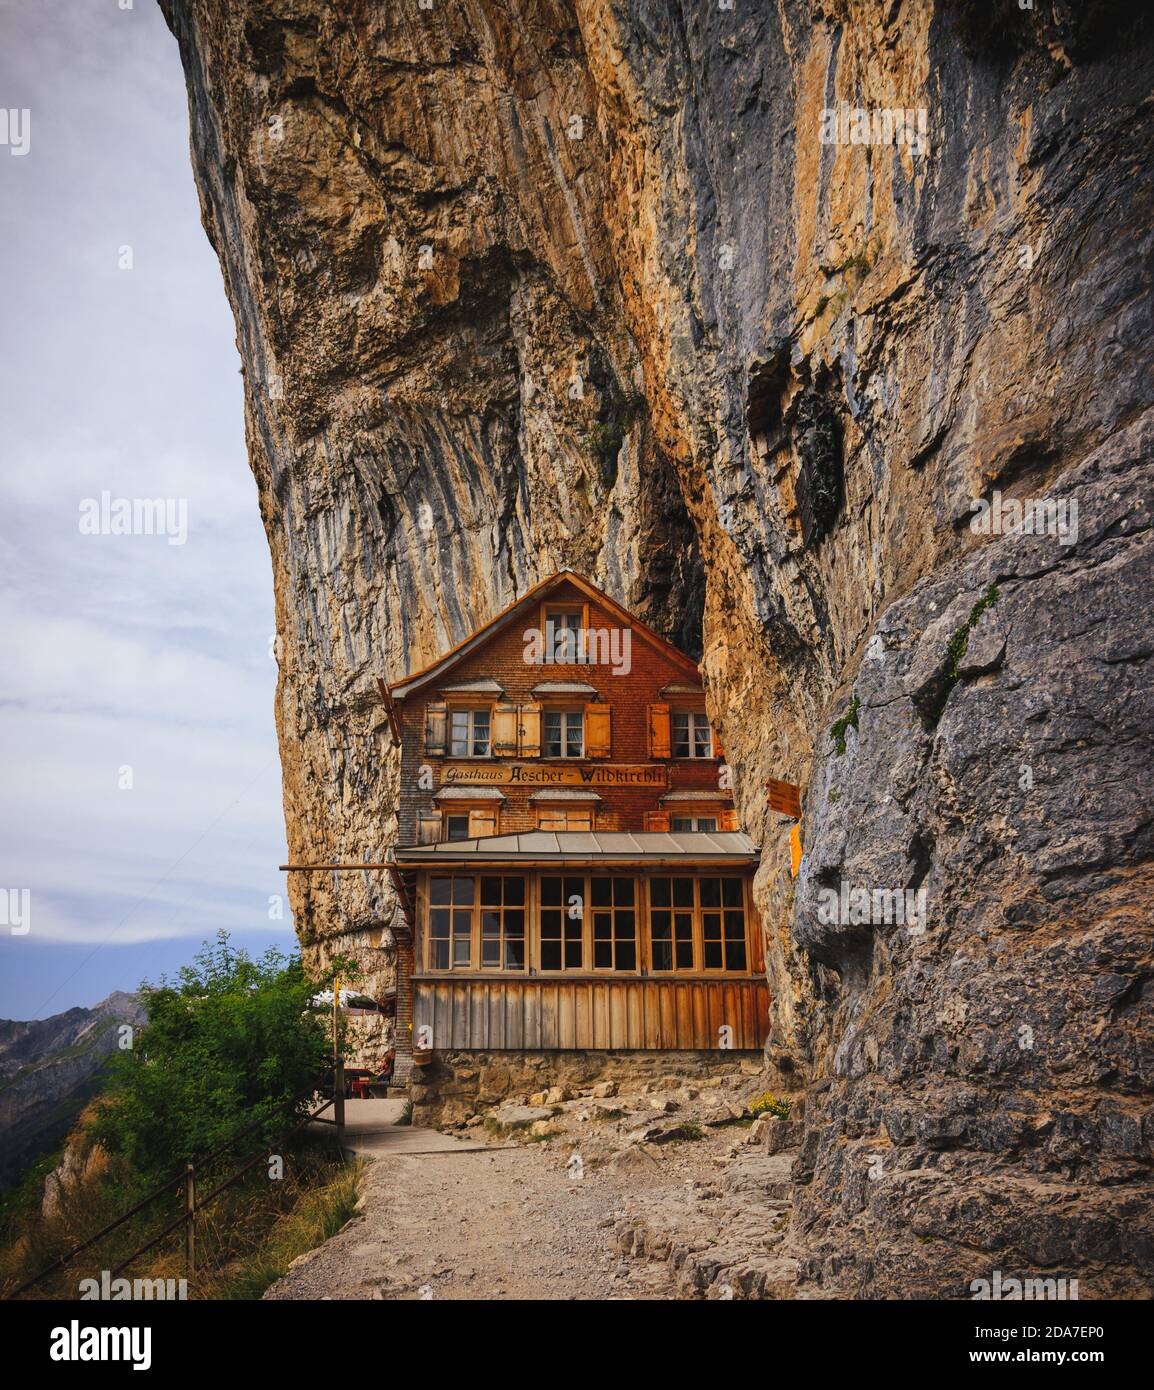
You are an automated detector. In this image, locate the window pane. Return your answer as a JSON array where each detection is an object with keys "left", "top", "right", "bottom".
[
  {"left": 697, "top": 818, "right": 717, "bottom": 832},
  {"left": 673, "top": 878, "right": 694, "bottom": 908},
  {"left": 703, "top": 911, "right": 722, "bottom": 940},
  {"left": 727, "top": 942, "right": 747, "bottom": 971},
  {"left": 454, "top": 877, "right": 475, "bottom": 905},
  {"left": 704, "top": 941, "right": 723, "bottom": 970},
  {"left": 430, "top": 939, "right": 448, "bottom": 969},
  {"left": 504, "top": 909, "right": 524, "bottom": 934},
  {"left": 594, "top": 941, "right": 612, "bottom": 969},
  {"left": 593, "top": 912, "right": 612, "bottom": 940},
  {"left": 724, "top": 910, "right": 745, "bottom": 938},
  {"left": 541, "top": 941, "right": 561, "bottom": 971},
  {"left": 504, "top": 876, "right": 525, "bottom": 906},
  {"left": 723, "top": 878, "right": 743, "bottom": 907},
  {"left": 650, "top": 878, "right": 671, "bottom": 908},
  {"left": 541, "top": 877, "right": 562, "bottom": 907},
  {"left": 429, "top": 908, "right": 450, "bottom": 937},
  {"left": 591, "top": 878, "right": 611, "bottom": 907},
  {"left": 700, "top": 878, "right": 721, "bottom": 907},
  {"left": 480, "top": 876, "right": 503, "bottom": 905},
  {"left": 429, "top": 877, "right": 452, "bottom": 906},
  {"left": 505, "top": 939, "right": 525, "bottom": 969},
  {"left": 615, "top": 879, "right": 634, "bottom": 906},
  {"left": 481, "top": 940, "right": 500, "bottom": 966},
  {"left": 616, "top": 911, "right": 635, "bottom": 940},
  {"left": 565, "top": 940, "right": 583, "bottom": 968},
  {"left": 446, "top": 816, "right": 470, "bottom": 841},
  {"left": 481, "top": 910, "right": 501, "bottom": 937}
]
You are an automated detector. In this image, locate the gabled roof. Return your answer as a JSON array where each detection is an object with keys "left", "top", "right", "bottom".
[{"left": 387, "top": 569, "right": 700, "bottom": 701}]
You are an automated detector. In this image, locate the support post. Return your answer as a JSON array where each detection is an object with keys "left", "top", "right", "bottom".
[
  {"left": 184, "top": 1163, "right": 196, "bottom": 1274},
  {"left": 334, "top": 1060, "right": 345, "bottom": 1134}
]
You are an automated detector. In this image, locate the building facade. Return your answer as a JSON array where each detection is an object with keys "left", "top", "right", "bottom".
[{"left": 383, "top": 571, "right": 770, "bottom": 1119}]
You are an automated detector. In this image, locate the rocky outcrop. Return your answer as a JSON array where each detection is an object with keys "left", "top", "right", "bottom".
[
  {"left": 0, "top": 992, "right": 144, "bottom": 1187},
  {"left": 161, "top": 0, "right": 1154, "bottom": 1296}
]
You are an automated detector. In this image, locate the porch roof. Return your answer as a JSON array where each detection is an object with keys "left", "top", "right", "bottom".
[{"left": 392, "top": 830, "right": 760, "bottom": 865}]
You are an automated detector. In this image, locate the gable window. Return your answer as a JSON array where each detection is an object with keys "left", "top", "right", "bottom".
[
  {"left": 543, "top": 607, "right": 588, "bottom": 664},
  {"left": 590, "top": 877, "right": 637, "bottom": 971},
  {"left": 543, "top": 709, "right": 584, "bottom": 758},
  {"left": 449, "top": 707, "right": 491, "bottom": 758},
  {"left": 670, "top": 816, "right": 718, "bottom": 832},
  {"left": 672, "top": 711, "right": 712, "bottom": 758}
]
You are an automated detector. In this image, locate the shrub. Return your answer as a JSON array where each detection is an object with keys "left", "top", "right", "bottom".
[{"left": 749, "top": 1093, "right": 792, "bottom": 1121}]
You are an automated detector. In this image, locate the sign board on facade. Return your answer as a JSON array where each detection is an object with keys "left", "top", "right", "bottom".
[{"left": 442, "top": 763, "right": 668, "bottom": 789}]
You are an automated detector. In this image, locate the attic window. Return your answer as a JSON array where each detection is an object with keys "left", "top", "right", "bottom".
[{"left": 543, "top": 607, "right": 588, "bottom": 664}]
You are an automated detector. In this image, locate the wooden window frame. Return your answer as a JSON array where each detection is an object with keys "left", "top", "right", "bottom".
[
  {"left": 478, "top": 874, "right": 528, "bottom": 971},
  {"left": 669, "top": 815, "right": 720, "bottom": 832},
  {"left": 671, "top": 710, "right": 713, "bottom": 759},
  {"left": 542, "top": 708, "right": 585, "bottom": 759},
  {"left": 540, "top": 604, "right": 591, "bottom": 665},
  {"left": 448, "top": 704, "right": 493, "bottom": 759},
  {"left": 647, "top": 874, "right": 749, "bottom": 975},
  {"left": 589, "top": 876, "right": 639, "bottom": 974}
]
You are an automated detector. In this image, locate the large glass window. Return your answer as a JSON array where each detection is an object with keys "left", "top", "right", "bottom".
[
  {"left": 590, "top": 877, "right": 637, "bottom": 971},
  {"left": 427, "top": 876, "right": 475, "bottom": 970},
  {"left": 649, "top": 876, "right": 746, "bottom": 972},
  {"left": 479, "top": 876, "right": 526, "bottom": 970},
  {"left": 449, "top": 708, "right": 491, "bottom": 757},
  {"left": 539, "top": 874, "right": 585, "bottom": 971},
  {"left": 672, "top": 711, "right": 712, "bottom": 758},
  {"left": 543, "top": 710, "right": 584, "bottom": 758}
]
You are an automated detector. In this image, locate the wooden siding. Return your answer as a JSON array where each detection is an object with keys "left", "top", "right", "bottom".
[{"left": 412, "top": 977, "right": 771, "bottom": 1051}]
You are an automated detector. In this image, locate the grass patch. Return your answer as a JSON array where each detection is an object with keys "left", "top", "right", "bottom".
[
  {"left": 946, "top": 583, "right": 1000, "bottom": 680},
  {"left": 830, "top": 694, "right": 860, "bottom": 756}
]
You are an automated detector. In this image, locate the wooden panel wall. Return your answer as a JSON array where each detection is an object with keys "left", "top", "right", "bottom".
[{"left": 413, "top": 978, "right": 771, "bottom": 1051}]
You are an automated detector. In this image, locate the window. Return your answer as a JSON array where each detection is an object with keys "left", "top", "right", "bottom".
[
  {"left": 649, "top": 877, "right": 696, "bottom": 971},
  {"left": 543, "top": 608, "right": 587, "bottom": 664},
  {"left": 699, "top": 877, "right": 747, "bottom": 971},
  {"left": 672, "top": 711, "right": 712, "bottom": 758},
  {"left": 479, "top": 876, "right": 526, "bottom": 970},
  {"left": 449, "top": 707, "right": 491, "bottom": 757},
  {"left": 443, "top": 814, "right": 471, "bottom": 842},
  {"left": 649, "top": 876, "right": 747, "bottom": 973},
  {"left": 590, "top": 877, "right": 637, "bottom": 971},
  {"left": 536, "top": 806, "right": 595, "bottom": 832},
  {"left": 543, "top": 709, "right": 584, "bottom": 758},
  {"left": 427, "top": 876, "right": 475, "bottom": 970},
  {"left": 670, "top": 816, "right": 718, "bottom": 832},
  {"left": 539, "top": 874, "right": 585, "bottom": 971}
]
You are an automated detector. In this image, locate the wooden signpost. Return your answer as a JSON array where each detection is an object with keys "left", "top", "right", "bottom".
[{"left": 766, "top": 777, "right": 802, "bottom": 819}]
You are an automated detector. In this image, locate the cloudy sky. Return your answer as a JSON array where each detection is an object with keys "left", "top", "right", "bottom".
[{"left": 0, "top": 0, "right": 295, "bottom": 1018}]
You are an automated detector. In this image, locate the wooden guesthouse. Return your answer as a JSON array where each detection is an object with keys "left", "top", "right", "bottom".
[{"left": 381, "top": 571, "right": 770, "bottom": 1096}]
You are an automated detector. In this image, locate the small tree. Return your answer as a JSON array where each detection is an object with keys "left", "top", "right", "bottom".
[{"left": 92, "top": 932, "right": 332, "bottom": 1187}]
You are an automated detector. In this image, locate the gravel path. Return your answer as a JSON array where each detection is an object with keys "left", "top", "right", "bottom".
[{"left": 264, "top": 1144, "right": 681, "bottom": 1301}]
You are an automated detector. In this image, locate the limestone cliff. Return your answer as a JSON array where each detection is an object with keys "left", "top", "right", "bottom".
[{"left": 161, "top": 0, "right": 1154, "bottom": 1297}]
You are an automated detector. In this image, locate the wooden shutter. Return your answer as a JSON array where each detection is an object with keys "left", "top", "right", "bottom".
[
  {"left": 718, "top": 808, "right": 740, "bottom": 832},
  {"left": 492, "top": 703, "right": 519, "bottom": 757},
  {"left": 417, "top": 811, "right": 441, "bottom": 844},
  {"left": 647, "top": 703, "right": 671, "bottom": 758},
  {"left": 468, "top": 806, "right": 499, "bottom": 838},
  {"left": 712, "top": 727, "right": 725, "bottom": 760},
  {"left": 644, "top": 810, "right": 671, "bottom": 831},
  {"left": 424, "top": 701, "right": 447, "bottom": 756},
  {"left": 585, "top": 703, "right": 612, "bottom": 758},
  {"left": 519, "top": 702, "right": 541, "bottom": 758}
]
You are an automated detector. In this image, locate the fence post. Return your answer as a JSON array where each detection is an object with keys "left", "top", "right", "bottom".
[
  {"left": 334, "top": 1060, "right": 345, "bottom": 1135},
  {"left": 184, "top": 1163, "right": 196, "bottom": 1274}
]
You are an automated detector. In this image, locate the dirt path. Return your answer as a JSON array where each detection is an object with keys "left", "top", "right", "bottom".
[{"left": 264, "top": 1144, "right": 679, "bottom": 1301}]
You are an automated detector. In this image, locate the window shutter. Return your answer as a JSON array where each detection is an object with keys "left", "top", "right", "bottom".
[
  {"left": 519, "top": 702, "right": 541, "bottom": 758},
  {"left": 718, "top": 808, "right": 740, "bottom": 832},
  {"left": 644, "top": 810, "right": 671, "bottom": 831},
  {"left": 417, "top": 811, "right": 441, "bottom": 844},
  {"left": 468, "top": 806, "right": 499, "bottom": 838},
  {"left": 492, "top": 703, "right": 519, "bottom": 757},
  {"left": 647, "top": 703, "right": 671, "bottom": 759},
  {"left": 424, "top": 701, "right": 447, "bottom": 756},
  {"left": 585, "top": 703, "right": 611, "bottom": 758},
  {"left": 712, "top": 727, "right": 725, "bottom": 759}
]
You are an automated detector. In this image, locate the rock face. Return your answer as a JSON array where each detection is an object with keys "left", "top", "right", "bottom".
[
  {"left": 161, "top": 0, "right": 1154, "bottom": 1296},
  {"left": 0, "top": 992, "right": 144, "bottom": 1187}
]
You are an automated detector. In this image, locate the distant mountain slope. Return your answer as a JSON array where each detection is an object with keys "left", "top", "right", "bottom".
[{"left": 0, "top": 992, "right": 145, "bottom": 1187}]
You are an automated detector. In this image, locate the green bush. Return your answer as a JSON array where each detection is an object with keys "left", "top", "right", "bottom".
[{"left": 90, "top": 932, "right": 333, "bottom": 1188}]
